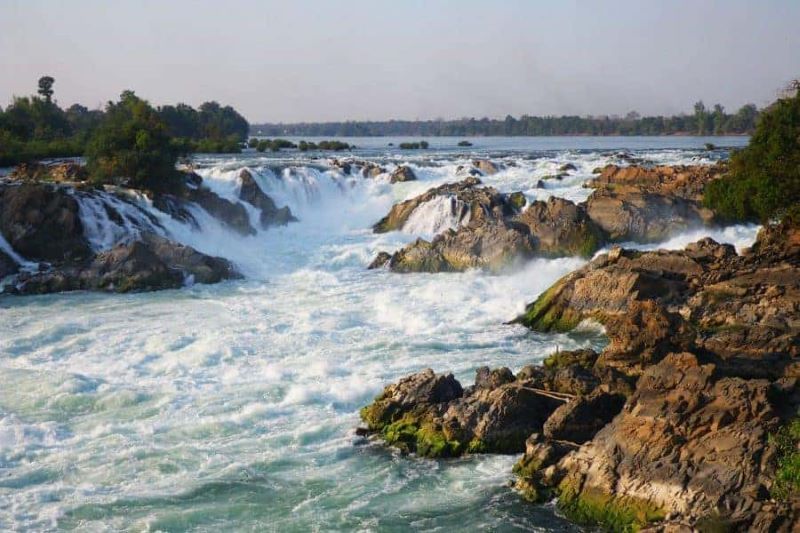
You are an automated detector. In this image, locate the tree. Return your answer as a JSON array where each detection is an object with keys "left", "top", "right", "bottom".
[
  {"left": 712, "top": 104, "right": 725, "bottom": 135},
  {"left": 85, "top": 91, "right": 180, "bottom": 191},
  {"left": 37, "top": 76, "right": 55, "bottom": 103},
  {"left": 705, "top": 82, "right": 800, "bottom": 222}
]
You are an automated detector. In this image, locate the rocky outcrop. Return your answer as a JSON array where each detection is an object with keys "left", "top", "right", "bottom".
[
  {"left": 371, "top": 180, "right": 604, "bottom": 272},
  {"left": 332, "top": 158, "right": 385, "bottom": 178},
  {"left": 363, "top": 218, "right": 800, "bottom": 530},
  {"left": 0, "top": 182, "right": 92, "bottom": 263},
  {"left": 584, "top": 164, "right": 724, "bottom": 242},
  {"left": 372, "top": 177, "right": 496, "bottom": 233},
  {"left": 514, "top": 197, "right": 604, "bottom": 258},
  {"left": 389, "top": 165, "right": 417, "bottom": 183},
  {"left": 508, "top": 219, "right": 800, "bottom": 530},
  {"left": 238, "top": 169, "right": 296, "bottom": 228},
  {"left": 360, "top": 367, "right": 569, "bottom": 457},
  {"left": 9, "top": 233, "right": 239, "bottom": 295}
]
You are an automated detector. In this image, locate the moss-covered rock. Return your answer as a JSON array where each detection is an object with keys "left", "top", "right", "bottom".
[{"left": 557, "top": 482, "right": 666, "bottom": 532}]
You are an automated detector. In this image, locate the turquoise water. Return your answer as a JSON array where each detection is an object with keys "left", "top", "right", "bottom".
[{"left": 0, "top": 137, "right": 755, "bottom": 531}]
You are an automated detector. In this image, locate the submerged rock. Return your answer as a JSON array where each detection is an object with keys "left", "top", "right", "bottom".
[{"left": 472, "top": 159, "right": 502, "bottom": 175}]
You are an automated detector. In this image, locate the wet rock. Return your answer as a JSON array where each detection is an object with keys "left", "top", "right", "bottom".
[
  {"left": 0, "top": 182, "right": 91, "bottom": 263},
  {"left": 238, "top": 169, "right": 296, "bottom": 228},
  {"left": 367, "top": 251, "right": 391, "bottom": 269},
  {"left": 372, "top": 177, "right": 488, "bottom": 233},
  {"left": 360, "top": 367, "right": 564, "bottom": 457},
  {"left": 472, "top": 159, "right": 501, "bottom": 175},
  {"left": 0, "top": 250, "right": 19, "bottom": 279},
  {"left": 389, "top": 165, "right": 417, "bottom": 183},
  {"left": 186, "top": 184, "right": 256, "bottom": 236},
  {"left": 559, "top": 163, "right": 577, "bottom": 172}
]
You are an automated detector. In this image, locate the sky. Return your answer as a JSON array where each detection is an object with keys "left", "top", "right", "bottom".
[{"left": 2, "top": 0, "right": 800, "bottom": 123}]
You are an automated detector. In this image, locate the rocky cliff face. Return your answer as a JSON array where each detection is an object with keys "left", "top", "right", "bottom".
[{"left": 361, "top": 218, "right": 800, "bottom": 530}]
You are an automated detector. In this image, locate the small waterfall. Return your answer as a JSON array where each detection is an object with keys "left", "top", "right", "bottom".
[
  {"left": 0, "top": 232, "right": 37, "bottom": 271},
  {"left": 402, "top": 195, "right": 471, "bottom": 236},
  {"left": 71, "top": 190, "right": 166, "bottom": 251}
]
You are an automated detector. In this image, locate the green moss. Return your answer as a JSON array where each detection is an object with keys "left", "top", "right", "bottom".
[
  {"left": 508, "top": 191, "right": 527, "bottom": 210},
  {"left": 466, "top": 439, "right": 488, "bottom": 454},
  {"left": 543, "top": 349, "right": 597, "bottom": 370},
  {"left": 378, "top": 416, "right": 465, "bottom": 457},
  {"left": 516, "top": 281, "right": 582, "bottom": 332},
  {"left": 769, "top": 418, "right": 800, "bottom": 500},
  {"left": 557, "top": 482, "right": 666, "bottom": 532},
  {"left": 577, "top": 230, "right": 601, "bottom": 258}
]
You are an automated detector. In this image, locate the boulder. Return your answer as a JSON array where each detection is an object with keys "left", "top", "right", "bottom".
[
  {"left": 186, "top": 185, "right": 256, "bottom": 236},
  {"left": 11, "top": 233, "right": 239, "bottom": 294},
  {"left": 514, "top": 197, "right": 603, "bottom": 257},
  {"left": 584, "top": 164, "right": 724, "bottom": 242},
  {"left": 473, "top": 159, "right": 501, "bottom": 175},
  {"left": 238, "top": 169, "right": 296, "bottom": 228},
  {"left": 367, "top": 251, "right": 391, "bottom": 269},
  {"left": 389, "top": 165, "right": 417, "bottom": 183},
  {"left": 0, "top": 182, "right": 91, "bottom": 263}
]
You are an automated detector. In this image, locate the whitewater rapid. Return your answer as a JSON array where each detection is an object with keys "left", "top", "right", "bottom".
[{"left": 0, "top": 138, "right": 758, "bottom": 531}]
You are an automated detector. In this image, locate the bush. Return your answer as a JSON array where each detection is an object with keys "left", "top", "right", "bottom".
[
  {"left": 85, "top": 91, "right": 181, "bottom": 191},
  {"left": 704, "top": 85, "right": 800, "bottom": 222}
]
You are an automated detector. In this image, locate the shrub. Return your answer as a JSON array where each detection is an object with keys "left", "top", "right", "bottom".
[
  {"left": 704, "top": 84, "right": 800, "bottom": 222},
  {"left": 85, "top": 91, "right": 180, "bottom": 191}
]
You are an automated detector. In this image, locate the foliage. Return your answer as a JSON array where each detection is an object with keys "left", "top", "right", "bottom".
[
  {"left": 399, "top": 141, "right": 429, "bottom": 149},
  {"left": 84, "top": 91, "right": 181, "bottom": 191},
  {"left": 704, "top": 85, "right": 800, "bottom": 222},
  {"left": 770, "top": 418, "right": 800, "bottom": 500},
  {"left": 251, "top": 103, "right": 760, "bottom": 137},
  {"left": 0, "top": 76, "right": 250, "bottom": 167}
]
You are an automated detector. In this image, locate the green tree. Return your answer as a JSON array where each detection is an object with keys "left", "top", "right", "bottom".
[
  {"left": 705, "top": 82, "right": 800, "bottom": 222},
  {"left": 712, "top": 104, "right": 725, "bottom": 135},
  {"left": 85, "top": 91, "right": 180, "bottom": 191},
  {"left": 37, "top": 76, "right": 55, "bottom": 103}
]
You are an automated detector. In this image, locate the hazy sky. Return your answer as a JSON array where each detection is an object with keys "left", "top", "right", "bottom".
[{"left": 2, "top": 0, "right": 799, "bottom": 122}]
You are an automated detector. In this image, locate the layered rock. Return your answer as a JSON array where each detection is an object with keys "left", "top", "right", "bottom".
[
  {"left": 584, "top": 164, "right": 724, "bottom": 242},
  {"left": 8, "top": 161, "right": 88, "bottom": 183},
  {"left": 508, "top": 219, "right": 800, "bottom": 530}
]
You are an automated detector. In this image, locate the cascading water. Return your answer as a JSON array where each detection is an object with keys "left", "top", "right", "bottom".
[
  {"left": 0, "top": 137, "right": 760, "bottom": 531},
  {"left": 402, "top": 195, "right": 471, "bottom": 236}
]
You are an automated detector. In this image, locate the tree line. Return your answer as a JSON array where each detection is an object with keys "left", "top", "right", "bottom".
[
  {"left": 252, "top": 102, "right": 759, "bottom": 137},
  {"left": 0, "top": 77, "right": 249, "bottom": 166}
]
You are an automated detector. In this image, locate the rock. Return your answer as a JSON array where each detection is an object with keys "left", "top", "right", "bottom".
[
  {"left": 9, "top": 161, "right": 88, "bottom": 183},
  {"left": 542, "top": 389, "right": 625, "bottom": 444},
  {"left": 535, "top": 180, "right": 545, "bottom": 189},
  {"left": 514, "top": 197, "right": 604, "bottom": 258},
  {"left": 584, "top": 164, "right": 724, "bottom": 242},
  {"left": 367, "top": 251, "right": 391, "bottom": 269},
  {"left": 373, "top": 185, "right": 608, "bottom": 272},
  {"left": 389, "top": 165, "right": 417, "bottom": 183},
  {"left": 185, "top": 182, "right": 256, "bottom": 236},
  {"left": 545, "top": 353, "right": 786, "bottom": 531},
  {"left": 333, "top": 159, "right": 385, "bottom": 178},
  {"left": 360, "top": 367, "right": 564, "bottom": 457},
  {"left": 0, "top": 250, "right": 19, "bottom": 279},
  {"left": 0, "top": 182, "right": 92, "bottom": 263},
  {"left": 559, "top": 163, "right": 577, "bottom": 172},
  {"left": 238, "top": 169, "right": 296, "bottom": 228},
  {"left": 11, "top": 233, "right": 239, "bottom": 294},
  {"left": 472, "top": 159, "right": 501, "bottom": 175},
  {"left": 372, "top": 177, "right": 488, "bottom": 233}
]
